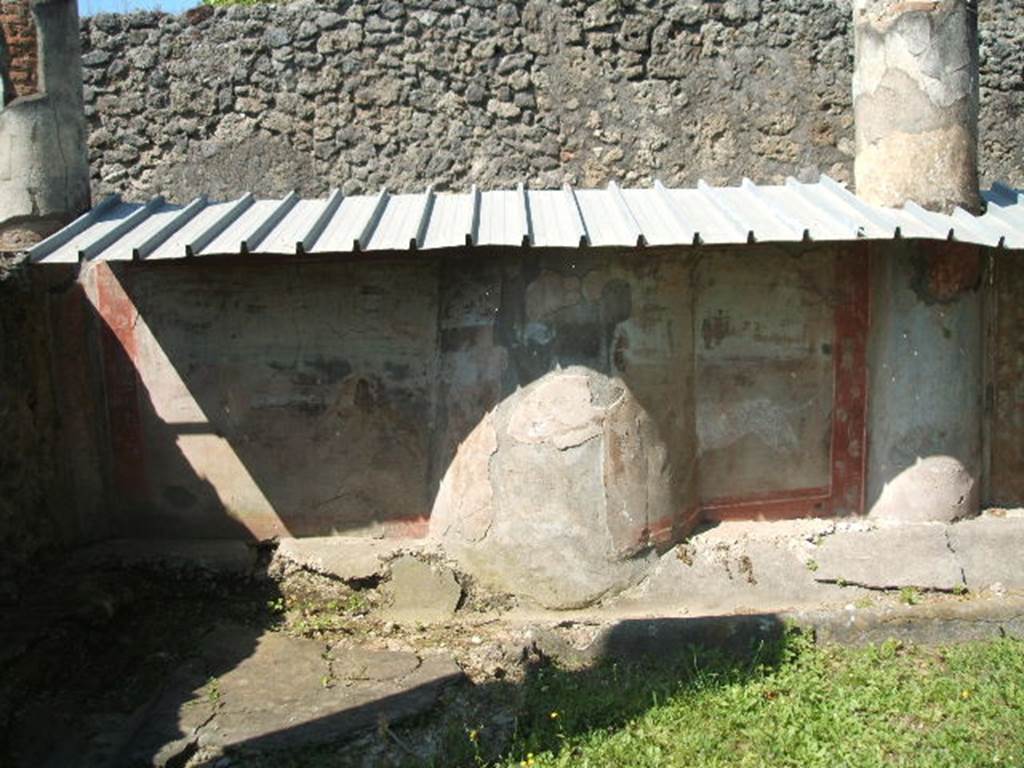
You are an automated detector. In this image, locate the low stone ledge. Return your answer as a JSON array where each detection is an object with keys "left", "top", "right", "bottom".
[
  {"left": 948, "top": 514, "right": 1024, "bottom": 592},
  {"left": 270, "top": 536, "right": 428, "bottom": 583},
  {"left": 72, "top": 538, "right": 258, "bottom": 575}
]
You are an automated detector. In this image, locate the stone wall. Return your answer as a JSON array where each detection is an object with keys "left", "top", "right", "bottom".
[
  {"left": 0, "top": 256, "right": 107, "bottom": 583},
  {"left": 77, "top": 0, "right": 1024, "bottom": 203},
  {"left": 0, "top": 257, "right": 56, "bottom": 582}
]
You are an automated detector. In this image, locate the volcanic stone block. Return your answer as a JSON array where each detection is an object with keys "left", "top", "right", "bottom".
[{"left": 430, "top": 367, "right": 679, "bottom": 610}]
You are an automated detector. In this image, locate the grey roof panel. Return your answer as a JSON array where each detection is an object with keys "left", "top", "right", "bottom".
[
  {"left": 478, "top": 189, "right": 528, "bottom": 247},
  {"left": 256, "top": 198, "right": 329, "bottom": 255},
  {"left": 420, "top": 191, "right": 474, "bottom": 250},
  {"left": 86, "top": 199, "right": 180, "bottom": 261},
  {"left": 313, "top": 193, "right": 376, "bottom": 252},
  {"left": 527, "top": 189, "right": 584, "bottom": 248},
  {"left": 28, "top": 176, "right": 1024, "bottom": 264},
  {"left": 41, "top": 199, "right": 144, "bottom": 263},
  {"left": 574, "top": 188, "right": 640, "bottom": 247},
  {"left": 200, "top": 199, "right": 282, "bottom": 256},
  {"left": 622, "top": 187, "right": 687, "bottom": 246},
  {"left": 366, "top": 191, "right": 432, "bottom": 251}
]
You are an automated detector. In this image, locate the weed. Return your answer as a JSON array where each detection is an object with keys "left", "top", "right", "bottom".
[
  {"left": 205, "top": 676, "right": 221, "bottom": 705},
  {"left": 266, "top": 596, "right": 286, "bottom": 614},
  {"left": 805, "top": 558, "right": 819, "bottom": 572},
  {"left": 900, "top": 586, "right": 921, "bottom": 605}
]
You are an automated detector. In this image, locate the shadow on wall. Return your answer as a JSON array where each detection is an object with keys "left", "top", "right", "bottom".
[
  {"left": 71, "top": 240, "right": 872, "bottom": 556},
  {"left": 87, "top": 248, "right": 701, "bottom": 548},
  {"left": 1, "top": 268, "right": 271, "bottom": 767}
]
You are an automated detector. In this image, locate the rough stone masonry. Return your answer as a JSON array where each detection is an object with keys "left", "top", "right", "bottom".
[{"left": 79, "top": 0, "right": 1024, "bottom": 203}]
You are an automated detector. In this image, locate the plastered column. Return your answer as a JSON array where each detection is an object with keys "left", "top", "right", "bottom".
[
  {"left": 853, "top": 0, "right": 980, "bottom": 213},
  {"left": 866, "top": 242, "right": 983, "bottom": 523},
  {"left": 0, "top": 0, "right": 90, "bottom": 250}
]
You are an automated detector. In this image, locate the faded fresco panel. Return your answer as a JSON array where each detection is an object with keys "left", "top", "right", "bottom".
[
  {"left": 103, "top": 259, "right": 439, "bottom": 539},
  {"left": 695, "top": 246, "right": 836, "bottom": 502}
]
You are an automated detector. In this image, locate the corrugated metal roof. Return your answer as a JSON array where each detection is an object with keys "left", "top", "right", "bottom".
[{"left": 28, "top": 175, "right": 1024, "bottom": 264}]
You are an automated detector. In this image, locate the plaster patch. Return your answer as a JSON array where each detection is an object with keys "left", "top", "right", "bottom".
[{"left": 697, "top": 397, "right": 803, "bottom": 454}]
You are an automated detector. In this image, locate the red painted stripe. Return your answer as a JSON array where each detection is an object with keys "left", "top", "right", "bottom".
[
  {"left": 94, "top": 263, "right": 148, "bottom": 502},
  {"left": 702, "top": 487, "right": 830, "bottom": 521},
  {"left": 829, "top": 246, "right": 869, "bottom": 515}
]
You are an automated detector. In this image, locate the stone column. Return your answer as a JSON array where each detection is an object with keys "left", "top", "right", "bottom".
[
  {"left": 853, "top": 0, "right": 981, "bottom": 213},
  {"left": 0, "top": 0, "right": 90, "bottom": 251},
  {"left": 866, "top": 242, "right": 983, "bottom": 523}
]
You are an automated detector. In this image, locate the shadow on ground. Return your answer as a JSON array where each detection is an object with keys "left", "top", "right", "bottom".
[
  {"left": 199, "top": 614, "right": 791, "bottom": 768},
  {"left": 0, "top": 560, "right": 283, "bottom": 768},
  {"left": 0, "top": 565, "right": 790, "bottom": 768}
]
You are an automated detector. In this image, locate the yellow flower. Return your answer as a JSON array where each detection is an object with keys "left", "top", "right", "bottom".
[
  {"left": 468, "top": 729, "right": 478, "bottom": 742},
  {"left": 550, "top": 711, "right": 560, "bottom": 720},
  {"left": 961, "top": 689, "right": 971, "bottom": 699}
]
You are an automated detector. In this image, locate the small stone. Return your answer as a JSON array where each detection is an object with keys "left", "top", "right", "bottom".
[
  {"left": 383, "top": 556, "right": 461, "bottom": 624},
  {"left": 465, "top": 83, "right": 486, "bottom": 105},
  {"left": 486, "top": 99, "right": 521, "bottom": 119},
  {"left": 297, "top": 20, "right": 319, "bottom": 39},
  {"left": 265, "top": 26, "right": 291, "bottom": 48},
  {"left": 316, "top": 11, "right": 343, "bottom": 30},
  {"left": 584, "top": 0, "right": 619, "bottom": 30},
  {"left": 81, "top": 50, "right": 112, "bottom": 67}
]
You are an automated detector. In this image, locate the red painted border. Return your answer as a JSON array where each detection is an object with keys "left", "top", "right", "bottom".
[
  {"left": 700, "top": 247, "right": 870, "bottom": 521},
  {"left": 702, "top": 487, "right": 831, "bottom": 522},
  {"left": 94, "top": 263, "right": 148, "bottom": 502},
  {"left": 829, "top": 245, "right": 870, "bottom": 516}
]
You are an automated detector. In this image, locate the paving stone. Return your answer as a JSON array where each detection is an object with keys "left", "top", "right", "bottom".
[
  {"left": 126, "top": 624, "right": 464, "bottom": 762},
  {"left": 202, "top": 650, "right": 462, "bottom": 752},
  {"left": 330, "top": 646, "right": 421, "bottom": 681},
  {"left": 948, "top": 516, "right": 1024, "bottom": 591},
  {"left": 383, "top": 555, "right": 462, "bottom": 624},
  {"left": 272, "top": 536, "right": 423, "bottom": 582},
  {"left": 814, "top": 524, "right": 964, "bottom": 591},
  {"left": 612, "top": 535, "right": 856, "bottom": 614}
]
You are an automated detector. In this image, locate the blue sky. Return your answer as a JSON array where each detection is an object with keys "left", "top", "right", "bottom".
[{"left": 79, "top": 0, "right": 198, "bottom": 16}]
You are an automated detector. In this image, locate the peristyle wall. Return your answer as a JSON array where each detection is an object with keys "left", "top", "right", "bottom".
[
  {"left": 58, "top": 241, "right": 880, "bottom": 546},
  {"left": 28, "top": 234, "right": 1024, "bottom": 607}
]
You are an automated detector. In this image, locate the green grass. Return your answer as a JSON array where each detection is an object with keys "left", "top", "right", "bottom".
[{"left": 452, "top": 632, "right": 1024, "bottom": 768}]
